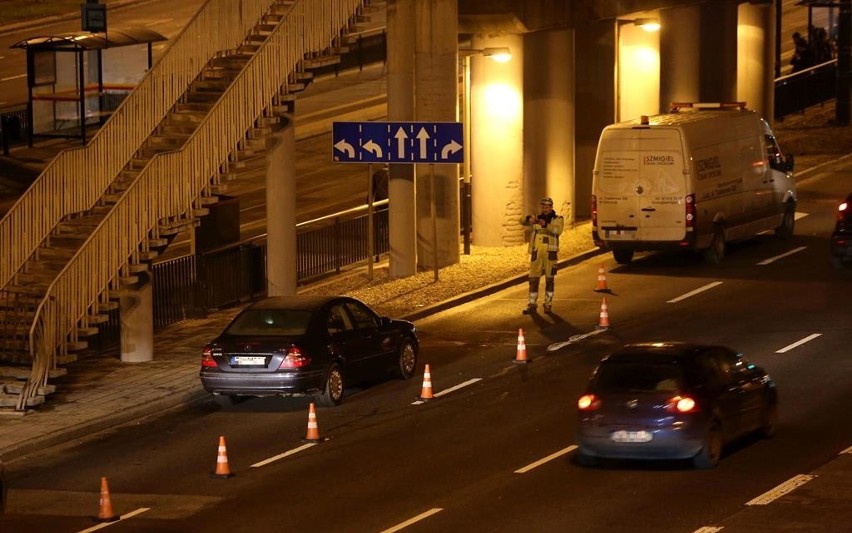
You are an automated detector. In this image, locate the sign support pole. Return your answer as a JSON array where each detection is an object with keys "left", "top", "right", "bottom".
[
  {"left": 367, "top": 163, "right": 374, "bottom": 280},
  {"left": 430, "top": 164, "right": 439, "bottom": 282}
]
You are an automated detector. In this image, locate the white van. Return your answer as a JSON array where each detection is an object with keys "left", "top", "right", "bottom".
[{"left": 591, "top": 102, "right": 797, "bottom": 264}]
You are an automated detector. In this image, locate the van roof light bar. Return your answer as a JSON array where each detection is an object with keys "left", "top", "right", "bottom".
[{"left": 670, "top": 102, "right": 748, "bottom": 112}]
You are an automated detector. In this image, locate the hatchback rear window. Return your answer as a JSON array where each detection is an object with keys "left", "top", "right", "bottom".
[
  {"left": 594, "top": 362, "right": 684, "bottom": 393},
  {"left": 225, "top": 309, "right": 311, "bottom": 336}
]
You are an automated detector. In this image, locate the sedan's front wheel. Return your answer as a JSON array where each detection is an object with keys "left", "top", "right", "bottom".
[
  {"left": 395, "top": 338, "right": 417, "bottom": 379},
  {"left": 317, "top": 363, "right": 344, "bottom": 407}
]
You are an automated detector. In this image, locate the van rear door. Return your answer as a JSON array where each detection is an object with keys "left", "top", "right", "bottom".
[{"left": 595, "top": 128, "right": 688, "bottom": 242}]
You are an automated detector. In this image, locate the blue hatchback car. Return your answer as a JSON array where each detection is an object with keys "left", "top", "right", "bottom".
[{"left": 575, "top": 342, "right": 777, "bottom": 469}]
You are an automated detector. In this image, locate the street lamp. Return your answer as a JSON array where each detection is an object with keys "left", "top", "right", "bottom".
[
  {"left": 615, "top": 17, "right": 660, "bottom": 122},
  {"left": 458, "top": 46, "right": 512, "bottom": 254}
]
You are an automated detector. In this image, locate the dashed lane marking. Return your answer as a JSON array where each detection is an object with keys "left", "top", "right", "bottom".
[
  {"left": 776, "top": 333, "right": 822, "bottom": 353},
  {"left": 252, "top": 442, "right": 316, "bottom": 468},
  {"left": 514, "top": 445, "right": 577, "bottom": 474},
  {"left": 667, "top": 281, "right": 723, "bottom": 303},
  {"left": 746, "top": 474, "right": 816, "bottom": 505},
  {"left": 411, "top": 378, "right": 481, "bottom": 405},
  {"left": 78, "top": 508, "right": 150, "bottom": 532},
  {"left": 757, "top": 246, "right": 807, "bottom": 265},
  {"left": 381, "top": 508, "right": 443, "bottom": 533}
]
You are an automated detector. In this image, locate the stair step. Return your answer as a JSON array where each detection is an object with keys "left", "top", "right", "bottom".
[
  {"left": 186, "top": 91, "right": 222, "bottom": 104},
  {"left": 86, "top": 314, "right": 110, "bottom": 325},
  {"left": 175, "top": 102, "right": 214, "bottom": 113},
  {"left": 2, "top": 381, "right": 56, "bottom": 396},
  {"left": 0, "top": 365, "right": 66, "bottom": 379},
  {"left": 77, "top": 326, "right": 99, "bottom": 337},
  {"left": 98, "top": 301, "right": 119, "bottom": 313},
  {"left": 0, "top": 393, "right": 44, "bottom": 408},
  {"left": 302, "top": 55, "right": 341, "bottom": 69}
]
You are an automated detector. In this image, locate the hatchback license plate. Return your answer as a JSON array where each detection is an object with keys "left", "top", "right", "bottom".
[
  {"left": 232, "top": 356, "right": 266, "bottom": 366},
  {"left": 611, "top": 430, "right": 652, "bottom": 443}
]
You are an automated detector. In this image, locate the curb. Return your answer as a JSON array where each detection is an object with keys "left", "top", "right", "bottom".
[{"left": 401, "top": 246, "right": 606, "bottom": 322}]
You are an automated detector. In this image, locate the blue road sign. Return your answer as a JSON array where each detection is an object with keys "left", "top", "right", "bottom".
[{"left": 332, "top": 121, "right": 463, "bottom": 164}]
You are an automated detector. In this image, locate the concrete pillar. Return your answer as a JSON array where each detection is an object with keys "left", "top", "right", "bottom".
[
  {"left": 470, "top": 33, "right": 523, "bottom": 247},
  {"left": 265, "top": 121, "right": 297, "bottom": 296},
  {"left": 574, "top": 20, "right": 615, "bottom": 220},
  {"left": 414, "top": 0, "right": 459, "bottom": 268},
  {"left": 524, "top": 29, "right": 575, "bottom": 226},
  {"left": 617, "top": 19, "right": 660, "bottom": 121},
  {"left": 119, "top": 272, "right": 153, "bottom": 363},
  {"left": 387, "top": 0, "right": 418, "bottom": 278},
  {"left": 737, "top": 1, "right": 776, "bottom": 123},
  {"left": 660, "top": 5, "right": 701, "bottom": 108}
]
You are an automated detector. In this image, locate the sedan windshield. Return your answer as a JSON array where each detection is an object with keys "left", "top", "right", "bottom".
[{"left": 224, "top": 309, "right": 312, "bottom": 336}]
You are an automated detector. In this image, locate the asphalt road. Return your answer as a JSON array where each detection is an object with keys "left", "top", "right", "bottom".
[{"left": 1, "top": 161, "right": 849, "bottom": 532}]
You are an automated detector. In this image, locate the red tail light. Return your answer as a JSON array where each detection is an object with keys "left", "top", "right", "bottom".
[
  {"left": 201, "top": 345, "right": 218, "bottom": 368},
  {"left": 666, "top": 395, "right": 698, "bottom": 413},
  {"left": 684, "top": 194, "right": 696, "bottom": 229},
  {"left": 278, "top": 345, "right": 312, "bottom": 369},
  {"left": 839, "top": 201, "right": 849, "bottom": 221},
  {"left": 578, "top": 394, "right": 601, "bottom": 411}
]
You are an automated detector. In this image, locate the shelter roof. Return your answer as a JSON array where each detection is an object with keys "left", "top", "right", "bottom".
[{"left": 11, "top": 27, "right": 166, "bottom": 51}]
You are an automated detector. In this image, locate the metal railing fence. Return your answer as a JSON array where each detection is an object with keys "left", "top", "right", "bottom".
[{"left": 774, "top": 60, "right": 837, "bottom": 119}]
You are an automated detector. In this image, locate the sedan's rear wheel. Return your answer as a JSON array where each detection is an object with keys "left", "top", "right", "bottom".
[
  {"left": 395, "top": 338, "right": 417, "bottom": 379},
  {"left": 693, "top": 422, "right": 723, "bottom": 469},
  {"left": 317, "top": 363, "right": 344, "bottom": 407}
]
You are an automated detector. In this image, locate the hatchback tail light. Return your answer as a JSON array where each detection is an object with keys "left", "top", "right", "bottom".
[
  {"left": 278, "top": 345, "right": 312, "bottom": 369},
  {"left": 839, "top": 201, "right": 849, "bottom": 221},
  {"left": 201, "top": 345, "right": 218, "bottom": 368},
  {"left": 578, "top": 394, "right": 601, "bottom": 411},
  {"left": 666, "top": 395, "right": 698, "bottom": 413}
]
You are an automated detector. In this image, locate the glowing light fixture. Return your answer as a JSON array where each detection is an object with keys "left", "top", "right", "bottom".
[{"left": 633, "top": 18, "right": 661, "bottom": 32}]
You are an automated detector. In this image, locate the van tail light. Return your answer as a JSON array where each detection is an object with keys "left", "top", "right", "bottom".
[
  {"left": 591, "top": 195, "right": 598, "bottom": 228},
  {"left": 666, "top": 395, "right": 698, "bottom": 413},
  {"left": 278, "top": 345, "right": 312, "bottom": 369},
  {"left": 578, "top": 394, "right": 601, "bottom": 411},
  {"left": 684, "top": 194, "right": 696, "bottom": 229},
  {"left": 201, "top": 345, "right": 218, "bottom": 368}
]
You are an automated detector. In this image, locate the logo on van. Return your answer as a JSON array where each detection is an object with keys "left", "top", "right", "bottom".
[
  {"left": 696, "top": 155, "right": 722, "bottom": 179},
  {"left": 643, "top": 155, "right": 674, "bottom": 165}
]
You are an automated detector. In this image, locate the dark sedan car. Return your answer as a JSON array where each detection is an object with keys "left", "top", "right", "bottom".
[
  {"left": 831, "top": 192, "right": 852, "bottom": 268},
  {"left": 575, "top": 342, "right": 777, "bottom": 469},
  {"left": 200, "top": 295, "right": 419, "bottom": 407}
]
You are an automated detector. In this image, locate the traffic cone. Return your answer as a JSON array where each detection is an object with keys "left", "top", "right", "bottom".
[
  {"left": 513, "top": 328, "right": 530, "bottom": 364},
  {"left": 594, "top": 264, "right": 610, "bottom": 292},
  {"left": 596, "top": 296, "right": 610, "bottom": 330},
  {"left": 95, "top": 476, "right": 119, "bottom": 522},
  {"left": 419, "top": 364, "right": 434, "bottom": 400},
  {"left": 303, "top": 402, "right": 322, "bottom": 442},
  {"left": 211, "top": 435, "right": 234, "bottom": 478}
]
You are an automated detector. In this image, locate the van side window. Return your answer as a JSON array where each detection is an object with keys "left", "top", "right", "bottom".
[{"left": 765, "top": 134, "right": 785, "bottom": 171}]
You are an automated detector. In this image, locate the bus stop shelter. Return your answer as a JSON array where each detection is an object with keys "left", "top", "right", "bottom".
[{"left": 11, "top": 28, "right": 166, "bottom": 145}]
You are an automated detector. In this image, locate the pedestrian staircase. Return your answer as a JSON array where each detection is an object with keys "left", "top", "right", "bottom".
[{"left": 0, "top": 0, "right": 375, "bottom": 411}]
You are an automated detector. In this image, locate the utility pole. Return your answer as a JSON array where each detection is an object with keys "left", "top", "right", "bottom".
[{"left": 838, "top": 0, "right": 851, "bottom": 125}]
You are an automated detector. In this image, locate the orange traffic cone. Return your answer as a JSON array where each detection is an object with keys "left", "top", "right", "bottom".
[
  {"left": 303, "top": 402, "right": 322, "bottom": 442},
  {"left": 513, "top": 328, "right": 530, "bottom": 364},
  {"left": 596, "top": 296, "right": 610, "bottom": 330},
  {"left": 419, "top": 364, "right": 434, "bottom": 400},
  {"left": 594, "top": 264, "right": 610, "bottom": 292},
  {"left": 95, "top": 476, "right": 119, "bottom": 522},
  {"left": 211, "top": 435, "right": 234, "bottom": 478}
]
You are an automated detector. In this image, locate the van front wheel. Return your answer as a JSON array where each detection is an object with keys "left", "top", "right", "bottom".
[
  {"left": 704, "top": 225, "right": 726, "bottom": 264},
  {"left": 775, "top": 203, "right": 795, "bottom": 240},
  {"left": 613, "top": 249, "right": 634, "bottom": 265}
]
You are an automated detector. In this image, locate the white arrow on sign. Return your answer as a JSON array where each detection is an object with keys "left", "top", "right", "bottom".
[
  {"left": 363, "top": 139, "right": 383, "bottom": 158},
  {"left": 334, "top": 139, "right": 355, "bottom": 158},
  {"left": 441, "top": 140, "right": 462, "bottom": 160},
  {"left": 394, "top": 127, "right": 407, "bottom": 159},
  {"left": 416, "top": 128, "right": 430, "bottom": 159}
]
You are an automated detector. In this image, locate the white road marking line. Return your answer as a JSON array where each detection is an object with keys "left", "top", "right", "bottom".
[
  {"left": 1, "top": 74, "right": 26, "bottom": 82},
  {"left": 514, "top": 445, "right": 577, "bottom": 473},
  {"left": 692, "top": 527, "right": 724, "bottom": 533},
  {"left": 746, "top": 474, "right": 816, "bottom": 505},
  {"left": 757, "top": 246, "right": 807, "bottom": 265},
  {"left": 381, "top": 508, "right": 443, "bottom": 533},
  {"left": 840, "top": 445, "right": 852, "bottom": 455},
  {"left": 775, "top": 333, "right": 822, "bottom": 353},
  {"left": 411, "top": 378, "right": 481, "bottom": 405},
  {"left": 251, "top": 442, "right": 316, "bottom": 467},
  {"left": 77, "top": 508, "right": 150, "bottom": 532},
  {"left": 667, "top": 281, "right": 723, "bottom": 303}
]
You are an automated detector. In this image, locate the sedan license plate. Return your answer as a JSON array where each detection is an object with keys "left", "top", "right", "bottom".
[
  {"left": 232, "top": 356, "right": 266, "bottom": 366},
  {"left": 611, "top": 430, "right": 652, "bottom": 443}
]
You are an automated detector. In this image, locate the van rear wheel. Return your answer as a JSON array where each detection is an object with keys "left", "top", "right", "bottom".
[
  {"left": 775, "top": 203, "right": 795, "bottom": 240},
  {"left": 703, "top": 225, "right": 726, "bottom": 264},
  {"left": 613, "top": 249, "right": 634, "bottom": 265}
]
